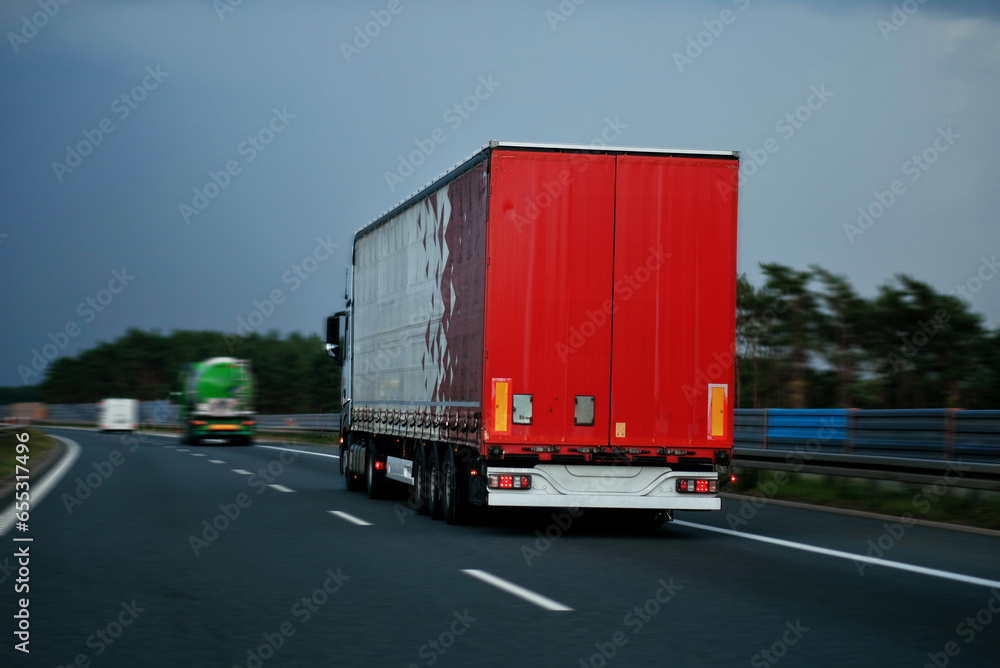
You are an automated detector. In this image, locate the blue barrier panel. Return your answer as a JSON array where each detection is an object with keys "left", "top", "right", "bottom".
[{"left": 765, "top": 409, "right": 847, "bottom": 453}]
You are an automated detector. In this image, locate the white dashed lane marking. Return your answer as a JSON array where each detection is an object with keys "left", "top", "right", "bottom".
[{"left": 328, "top": 511, "right": 372, "bottom": 526}]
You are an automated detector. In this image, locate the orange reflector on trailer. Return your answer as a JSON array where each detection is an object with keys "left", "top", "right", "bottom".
[
  {"left": 709, "top": 384, "right": 727, "bottom": 438},
  {"left": 494, "top": 380, "right": 509, "bottom": 433}
]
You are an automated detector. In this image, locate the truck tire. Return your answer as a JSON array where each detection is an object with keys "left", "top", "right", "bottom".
[
  {"left": 442, "top": 446, "right": 468, "bottom": 525},
  {"left": 343, "top": 442, "right": 364, "bottom": 492},
  {"left": 412, "top": 444, "right": 429, "bottom": 515},
  {"left": 366, "top": 441, "right": 387, "bottom": 499},
  {"left": 428, "top": 444, "right": 444, "bottom": 520}
]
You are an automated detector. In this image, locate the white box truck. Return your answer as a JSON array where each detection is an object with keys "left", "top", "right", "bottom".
[{"left": 98, "top": 398, "right": 139, "bottom": 433}]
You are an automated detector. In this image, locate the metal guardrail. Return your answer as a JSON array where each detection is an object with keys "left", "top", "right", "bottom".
[
  {"left": 733, "top": 409, "right": 1000, "bottom": 491},
  {"left": 12, "top": 403, "right": 1000, "bottom": 488},
  {"left": 253, "top": 413, "right": 342, "bottom": 432},
  {"left": 27, "top": 404, "right": 342, "bottom": 433}
]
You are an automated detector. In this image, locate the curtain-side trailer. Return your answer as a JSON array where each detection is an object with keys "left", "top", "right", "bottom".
[{"left": 327, "top": 141, "right": 738, "bottom": 524}]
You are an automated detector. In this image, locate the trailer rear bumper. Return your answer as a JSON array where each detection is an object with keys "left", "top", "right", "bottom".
[{"left": 484, "top": 464, "right": 720, "bottom": 510}]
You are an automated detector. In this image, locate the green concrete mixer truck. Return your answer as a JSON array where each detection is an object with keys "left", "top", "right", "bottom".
[{"left": 177, "top": 357, "right": 256, "bottom": 445}]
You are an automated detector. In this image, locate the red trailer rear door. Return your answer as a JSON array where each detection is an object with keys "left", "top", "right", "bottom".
[
  {"left": 484, "top": 150, "right": 616, "bottom": 447},
  {"left": 608, "top": 156, "right": 738, "bottom": 447}
]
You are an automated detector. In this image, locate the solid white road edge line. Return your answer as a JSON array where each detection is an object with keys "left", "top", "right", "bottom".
[
  {"left": 328, "top": 510, "right": 372, "bottom": 526},
  {"left": 461, "top": 569, "right": 574, "bottom": 612},
  {"left": 256, "top": 444, "right": 340, "bottom": 460},
  {"left": 0, "top": 435, "right": 82, "bottom": 535},
  {"left": 673, "top": 520, "right": 1000, "bottom": 589}
]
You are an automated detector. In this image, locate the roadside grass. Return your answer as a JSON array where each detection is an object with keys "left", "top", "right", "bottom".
[
  {"left": 728, "top": 467, "right": 1000, "bottom": 531},
  {"left": 0, "top": 428, "right": 58, "bottom": 479}
]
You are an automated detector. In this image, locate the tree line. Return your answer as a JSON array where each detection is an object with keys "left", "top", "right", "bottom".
[
  {"left": 3, "top": 263, "right": 997, "bottom": 413},
  {"left": 30, "top": 329, "right": 341, "bottom": 415},
  {"left": 737, "top": 264, "right": 999, "bottom": 409}
]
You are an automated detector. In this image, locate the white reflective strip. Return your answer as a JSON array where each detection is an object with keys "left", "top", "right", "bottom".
[
  {"left": 267, "top": 484, "right": 295, "bottom": 493},
  {"left": 231, "top": 469, "right": 253, "bottom": 475}
]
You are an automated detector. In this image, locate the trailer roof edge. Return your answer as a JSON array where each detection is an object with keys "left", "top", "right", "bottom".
[{"left": 352, "top": 141, "right": 738, "bottom": 243}]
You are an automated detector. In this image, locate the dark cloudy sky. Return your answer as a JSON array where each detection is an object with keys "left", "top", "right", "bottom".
[{"left": 2, "top": 0, "right": 998, "bottom": 387}]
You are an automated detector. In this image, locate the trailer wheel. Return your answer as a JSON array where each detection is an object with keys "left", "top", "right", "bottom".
[
  {"left": 343, "top": 441, "right": 364, "bottom": 492},
  {"left": 412, "top": 444, "right": 429, "bottom": 515},
  {"left": 442, "top": 446, "right": 468, "bottom": 525},
  {"left": 428, "top": 444, "right": 444, "bottom": 520},
  {"left": 366, "top": 441, "right": 387, "bottom": 499}
]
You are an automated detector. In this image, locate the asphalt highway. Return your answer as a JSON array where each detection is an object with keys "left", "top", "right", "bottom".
[{"left": 2, "top": 427, "right": 998, "bottom": 667}]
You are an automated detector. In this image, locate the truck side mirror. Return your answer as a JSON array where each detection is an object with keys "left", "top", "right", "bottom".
[{"left": 326, "top": 312, "right": 346, "bottom": 364}]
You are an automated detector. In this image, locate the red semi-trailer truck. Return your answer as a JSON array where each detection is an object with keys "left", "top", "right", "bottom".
[{"left": 327, "top": 141, "right": 738, "bottom": 524}]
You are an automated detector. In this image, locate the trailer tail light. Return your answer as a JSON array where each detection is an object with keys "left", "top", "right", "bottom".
[
  {"left": 489, "top": 475, "right": 531, "bottom": 490},
  {"left": 193, "top": 421, "right": 207, "bottom": 426},
  {"left": 375, "top": 460, "right": 385, "bottom": 470},
  {"left": 242, "top": 421, "right": 255, "bottom": 426},
  {"left": 676, "top": 479, "right": 717, "bottom": 494}
]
